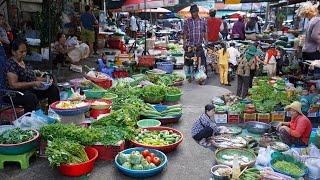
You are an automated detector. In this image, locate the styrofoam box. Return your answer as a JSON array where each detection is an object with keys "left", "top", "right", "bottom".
[{"left": 215, "top": 113, "right": 228, "bottom": 124}]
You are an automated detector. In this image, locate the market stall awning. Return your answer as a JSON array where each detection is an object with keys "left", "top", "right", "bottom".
[
  {"left": 227, "top": 11, "right": 246, "bottom": 18},
  {"left": 137, "top": 7, "right": 171, "bottom": 13},
  {"left": 122, "top": 0, "right": 164, "bottom": 11},
  {"left": 177, "top": 5, "right": 209, "bottom": 18}
]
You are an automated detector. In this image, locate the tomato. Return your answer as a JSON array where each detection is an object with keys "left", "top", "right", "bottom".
[
  {"left": 152, "top": 157, "right": 161, "bottom": 166},
  {"left": 149, "top": 153, "right": 155, "bottom": 159},
  {"left": 141, "top": 150, "right": 150, "bottom": 157},
  {"left": 145, "top": 156, "right": 152, "bottom": 163}
]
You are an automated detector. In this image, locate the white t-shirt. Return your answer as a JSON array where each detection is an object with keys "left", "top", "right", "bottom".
[
  {"left": 227, "top": 47, "right": 240, "bottom": 65},
  {"left": 130, "top": 16, "right": 138, "bottom": 32}
]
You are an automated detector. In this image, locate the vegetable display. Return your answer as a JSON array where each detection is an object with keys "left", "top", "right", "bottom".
[
  {"left": 45, "top": 139, "right": 89, "bottom": 167},
  {"left": 117, "top": 150, "right": 161, "bottom": 170},
  {"left": 239, "top": 168, "right": 261, "bottom": 180},
  {"left": 166, "top": 87, "right": 182, "bottom": 95},
  {"left": 40, "top": 124, "right": 101, "bottom": 145},
  {"left": 93, "top": 125, "right": 133, "bottom": 146},
  {"left": 141, "top": 104, "right": 182, "bottom": 118},
  {"left": 54, "top": 101, "right": 89, "bottom": 109},
  {"left": 134, "top": 129, "right": 181, "bottom": 146},
  {"left": 0, "top": 128, "right": 36, "bottom": 144},
  {"left": 142, "top": 85, "right": 166, "bottom": 98},
  {"left": 273, "top": 160, "right": 304, "bottom": 177}
]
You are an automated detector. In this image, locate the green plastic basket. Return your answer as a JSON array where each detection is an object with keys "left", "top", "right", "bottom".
[
  {"left": 103, "top": 93, "right": 118, "bottom": 100},
  {"left": 137, "top": 119, "right": 161, "bottom": 128},
  {"left": 143, "top": 96, "right": 164, "bottom": 104},
  {"left": 83, "top": 89, "right": 108, "bottom": 99},
  {"left": 165, "top": 93, "right": 183, "bottom": 102}
]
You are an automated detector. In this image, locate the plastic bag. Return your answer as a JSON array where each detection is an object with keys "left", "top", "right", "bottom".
[
  {"left": 79, "top": 43, "right": 90, "bottom": 59},
  {"left": 256, "top": 146, "right": 274, "bottom": 166},
  {"left": 195, "top": 66, "right": 207, "bottom": 81},
  {"left": 66, "top": 36, "right": 79, "bottom": 47}
]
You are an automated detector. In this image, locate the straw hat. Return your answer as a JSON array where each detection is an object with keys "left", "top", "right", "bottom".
[{"left": 285, "top": 101, "right": 303, "bottom": 114}]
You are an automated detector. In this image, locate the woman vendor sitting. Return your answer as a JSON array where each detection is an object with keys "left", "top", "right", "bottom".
[
  {"left": 191, "top": 104, "right": 221, "bottom": 141},
  {"left": 277, "top": 101, "right": 312, "bottom": 146},
  {"left": 4, "top": 39, "right": 60, "bottom": 112}
]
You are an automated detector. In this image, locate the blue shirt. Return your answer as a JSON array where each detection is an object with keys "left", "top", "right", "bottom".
[
  {"left": 191, "top": 113, "right": 218, "bottom": 137},
  {"left": 80, "top": 12, "right": 97, "bottom": 31}
]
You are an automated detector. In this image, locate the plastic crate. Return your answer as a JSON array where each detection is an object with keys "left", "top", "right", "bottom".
[
  {"left": 214, "top": 113, "right": 228, "bottom": 124},
  {"left": 138, "top": 55, "right": 155, "bottom": 67},
  {"left": 94, "top": 79, "right": 112, "bottom": 89},
  {"left": 91, "top": 141, "right": 125, "bottom": 160},
  {"left": 271, "top": 111, "right": 285, "bottom": 122},
  {"left": 112, "top": 71, "right": 129, "bottom": 79},
  {"left": 243, "top": 113, "right": 256, "bottom": 122},
  {"left": 228, "top": 114, "right": 240, "bottom": 124},
  {"left": 257, "top": 113, "right": 270, "bottom": 123},
  {"left": 156, "top": 62, "right": 174, "bottom": 74}
]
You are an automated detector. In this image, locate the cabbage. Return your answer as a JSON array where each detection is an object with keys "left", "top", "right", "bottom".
[
  {"left": 141, "top": 159, "right": 150, "bottom": 170},
  {"left": 132, "top": 164, "right": 144, "bottom": 170},
  {"left": 122, "top": 162, "right": 132, "bottom": 169},
  {"left": 118, "top": 152, "right": 129, "bottom": 165},
  {"left": 129, "top": 151, "right": 143, "bottom": 165}
]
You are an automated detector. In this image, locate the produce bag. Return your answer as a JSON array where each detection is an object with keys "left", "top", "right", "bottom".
[
  {"left": 13, "top": 110, "right": 57, "bottom": 129},
  {"left": 305, "top": 157, "right": 320, "bottom": 179},
  {"left": 256, "top": 146, "right": 273, "bottom": 166},
  {"left": 195, "top": 66, "right": 207, "bottom": 81}
]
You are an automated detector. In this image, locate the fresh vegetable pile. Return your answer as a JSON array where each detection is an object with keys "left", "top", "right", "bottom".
[
  {"left": 0, "top": 128, "right": 36, "bottom": 144},
  {"left": 273, "top": 160, "right": 304, "bottom": 177},
  {"left": 142, "top": 85, "right": 166, "bottom": 98},
  {"left": 239, "top": 168, "right": 261, "bottom": 180},
  {"left": 45, "top": 139, "right": 89, "bottom": 167},
  {"left": 141, "top": 104, "right": 182, "bottom": 118},
  {"left": 134, "top": 129, "right": 181, "bottom": 146},
  {"left": 93, "top": 125, "right": 133, "bottom": 146},
  {"left": 54, "top": 101, "right": 89, "bottom": 109},
  {"left": 166, "top": 87, "right": 182, "bottom": 95},
  {"left": 40, "top": 124, "right": 101, "bottom": 145},
  {"left": 118, "top": 150, "right": 161, "bottom": 170}
]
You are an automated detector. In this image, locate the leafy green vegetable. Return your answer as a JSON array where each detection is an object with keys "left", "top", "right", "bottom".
[
  {"left": 40, "top": 123, "right": 101, "bottom": 145},
  {"left": 273, "top": 160, "right": 304, "bottom": 177},
  {"left": 92, "top": 125, "right": 133, "bottom": 146},
  {"left": 166, "top": 87, "right": 182, "bottom": 95},
  {"left": 142, "top": 85, "right": 166, "bottom": 98},
  {"left": 45, "top": 139, "right": 89, "bottom": 167},
  {"left": 0, "top": 128, "right": 35, "bottom": 144}
]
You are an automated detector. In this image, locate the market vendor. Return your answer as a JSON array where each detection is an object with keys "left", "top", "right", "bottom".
[
  {"left": 4, "top": 39, "right": 60, "bottom": 112},
  {"left": 191, "top": 104, "right": 220, "bottom": 141},
  {"left": 277, "top": 101, "right": 312, "bottom": 146}
]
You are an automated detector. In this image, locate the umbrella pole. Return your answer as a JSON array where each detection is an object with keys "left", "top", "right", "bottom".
[{"left": 143, "top": 0, "right": 147, "bottom": 55}]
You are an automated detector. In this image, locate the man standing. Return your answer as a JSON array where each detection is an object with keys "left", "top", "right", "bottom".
[
  {"left": 80, "top": 5, "right": 98, "bottom": 56},
  {"left": 207, "top": 9, "right": 223, "bottom": 44},
  {"left": 183, "top": 4, "right": 207, "bottom": 78},
  {"left": 130, "top": 13, "right": 138, "bottom": 38},
  {"left": 232, "top": 17, "right": 245, "bottom": 40}
]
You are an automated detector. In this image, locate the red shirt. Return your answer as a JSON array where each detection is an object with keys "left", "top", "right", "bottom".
[
  {"left": 289, "top": 114, "right": 312, "bottom": 144},
  {"left": 207, "top": 18, "right": 222, "bottom": 42}
]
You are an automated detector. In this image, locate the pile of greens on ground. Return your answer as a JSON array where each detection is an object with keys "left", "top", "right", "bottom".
[
  {"left": 0, "top": 128, "right": 36, "bottom": 144},
  {"left": 248, "top": 78, "right": 297, "bottom": 113},
  {"left": 166, "top": 87, "right": 182, "bottom": 96},
  {"left": 40, "top": 123, "right": 101, "bottom": 145},
  {"left": 45, "top": 139, "right": 89, "bottom": 167}
]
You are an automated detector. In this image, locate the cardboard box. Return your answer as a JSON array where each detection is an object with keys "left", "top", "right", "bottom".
[
  {"left": 271, "top": 111, "right": 285, "bottom": 122},
  {"left": 257, "top": 113, "right": 270, "bottom": 123},
  {"left": 243, "top": 113, "right": 256, "bottom": 122}
]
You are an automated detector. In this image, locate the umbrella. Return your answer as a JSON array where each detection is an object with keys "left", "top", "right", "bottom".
[
  {"left": 227, "top": 11, "right": 246, "bottom": 18},
  {"left": 122, "top": 0, "right": 164, "bottom": 11},
  {"left": 177, "top": 6, "right": 209, "bottom": 18},
  {"left": 138, "top": 7, "right": 171, "bottom": 13}
]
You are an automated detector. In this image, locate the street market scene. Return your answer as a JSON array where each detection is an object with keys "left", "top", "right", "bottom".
[{"left": 0, "top": 0, "right": 320, "bottom": 179}]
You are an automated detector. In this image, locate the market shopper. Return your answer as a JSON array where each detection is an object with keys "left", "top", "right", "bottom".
[
  {"left": 4, "top": 40, "right": 60, "bottom": 112},
  {"left": 0, "top": 13, "right": 11, "bottom": 56},
  {"left": 302, "top": 4, "right": 320, "bottom": 60},
  {"left": 80, "top": 5, "right": 98, "bottom": 56},
  {"left": 52, "top": 32, "right": 74, "bottom": 67},
  {"left": 130, "top": 13, "right": 138, "bottom": 39},
  {"left": 263, "top": 44, "right": 280, "bottom": 77},
  {"left": 277, "top": 101, "right": 312, "bottom": 146},
  {"left": 245, "top": 15, "right": 259, "bottom": 41},
  {"left": 191, "top": 104, "right": 219, "bottom": 141},
  {"left": 217, "top": 43, "right": 230, "bottom": 86},
  {"left": 227, "top": 42, "right": 240, "bottom": 82},
  {"left": 231, "top": 17, "right": 246, "bottom": 40},
  {"left": 207, "top": 9, "right": 223, "bottom": 43},
  {"left": 183, "top": 4, "right": 207, "bottom": 76}
]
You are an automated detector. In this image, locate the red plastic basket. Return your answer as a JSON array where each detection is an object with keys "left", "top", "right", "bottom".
[
  {"left": 112, "top": 71, "right": 129, "bottom": 79},
  {"left": 58, "top": 147, "right": 98, "bottom": 177},
  {"left": 131, "top": 126, "right": 183, "bottom": 153},
  {"left": 84, "top": 75, "right": 113, "bottom": 89},
  {"left": 138, "top": 55, "right": 155, "bottom": 67},
  {"left": 91, "top": 141, "right": 125, "bottom": 160},
  {"left": 228, "top": 114, "right": 240, "bottom": 124}
]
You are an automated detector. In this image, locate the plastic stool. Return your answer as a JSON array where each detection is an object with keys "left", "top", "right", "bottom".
[
  {"left": 138, "top": 67, "right": 149, "bottom": 74},
  {"left": 0, "top": 149, "right": 36, "bottom": 169}
]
